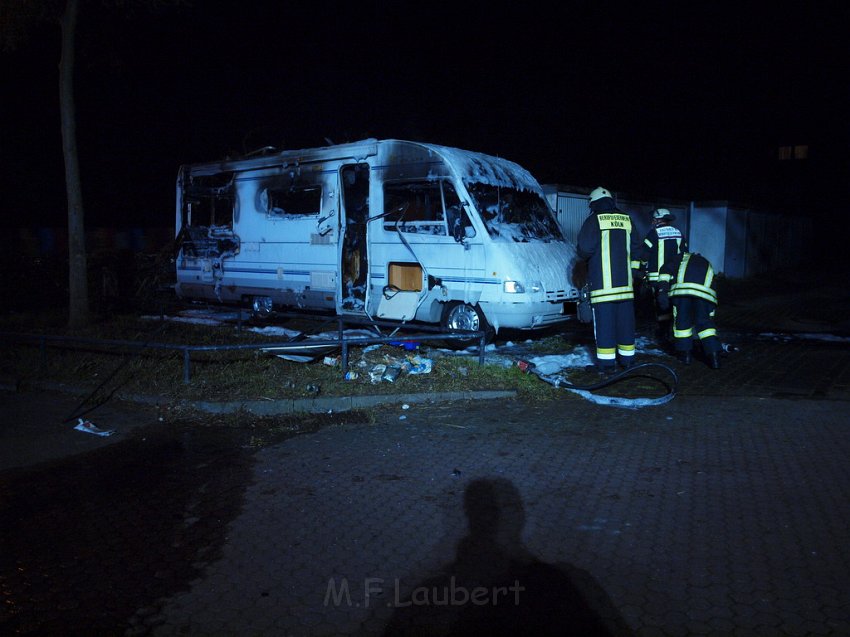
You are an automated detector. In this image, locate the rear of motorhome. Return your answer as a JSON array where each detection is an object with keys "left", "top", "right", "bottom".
[{"left": 174, "top": 139, "right": 579, "bottom": 335}]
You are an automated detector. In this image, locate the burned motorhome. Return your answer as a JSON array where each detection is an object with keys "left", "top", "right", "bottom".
[{"left": 175, "top": 139, "right": 580, "bottom": 335}]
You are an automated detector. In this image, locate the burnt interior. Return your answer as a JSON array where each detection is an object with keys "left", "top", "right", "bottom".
[{"left": 178, "top": 171, "right": 239, "bottom": 258}]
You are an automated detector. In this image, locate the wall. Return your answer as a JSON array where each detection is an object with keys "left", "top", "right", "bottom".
[{"left": 543, "top": 186, "right": 813, "bottom": 278}]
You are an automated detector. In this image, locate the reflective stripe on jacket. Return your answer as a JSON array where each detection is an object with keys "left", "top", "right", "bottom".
[
  {"left": 643, "top": 224, "right": 685, "bottom": 282},
  {"left": 659, "top": 253, "right": 717, "bottom": 305},
  {"left": 577, "top": 209, "right": 643, "bottom": 303}
]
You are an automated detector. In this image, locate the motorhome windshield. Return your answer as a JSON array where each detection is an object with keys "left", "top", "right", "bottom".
[{"left": 466, "top": 183, "right": 563, "bottom": 242}]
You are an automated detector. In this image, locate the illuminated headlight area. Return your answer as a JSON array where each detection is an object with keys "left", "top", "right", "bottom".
[
  {"left": 503, "top": 280, "right": 525, "bottom": 294},
  {"left": 503, "top": 280, "right": 543, "bottom": 294}
]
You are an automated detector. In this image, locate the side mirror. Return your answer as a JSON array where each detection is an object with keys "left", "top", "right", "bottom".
[
  {"left": 451, "top": 204, "right": 476, "bottom": 243},
  {"left": 452, "top": 219, "right": 465, "bottom": 243}
]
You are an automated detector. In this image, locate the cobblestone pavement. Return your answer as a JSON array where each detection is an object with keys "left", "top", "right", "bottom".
[
  {"left": 2, "top": 275, "right": 850, "bottom": 636},
  {"left": 141, "top": 395, "right": 850, "bottom": 637}
]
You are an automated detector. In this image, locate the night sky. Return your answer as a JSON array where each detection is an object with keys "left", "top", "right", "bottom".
[{"left": 2, "top": 1, "right": 848, "bottom": 229}]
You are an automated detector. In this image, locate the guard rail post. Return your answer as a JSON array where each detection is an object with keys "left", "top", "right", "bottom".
[
  {"left": 39, "top": 336, "right": 47, "bottom": 376},
  {"left": 479, "top": 332, "right": 486, "bottom": 366},
  {"left": 183, "top": 348, "right": 191, "bottom": 384}
]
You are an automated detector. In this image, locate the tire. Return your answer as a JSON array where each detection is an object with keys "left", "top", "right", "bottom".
[{"left": 440, "top": 301, "right": 493, "bottom": 348}]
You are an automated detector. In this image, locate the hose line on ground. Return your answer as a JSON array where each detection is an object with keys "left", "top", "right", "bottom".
[{"left": 518, "top": 361, "right": 679, "bottom": 408}]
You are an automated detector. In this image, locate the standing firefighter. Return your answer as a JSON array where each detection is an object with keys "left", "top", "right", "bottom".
[
  {"left": 659, "top": 251, "right": 722, "bottom": 369},
  {"left": 643, "top": 208, "right": 687, "bottom": 345},
  {"left": 577, "top": 187, "right": 644, "bottom": 374}
]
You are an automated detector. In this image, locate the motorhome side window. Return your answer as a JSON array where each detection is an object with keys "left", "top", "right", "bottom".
[
  {"left": 383, "top": 180, "right": 461, "bottom": 235},
  {"left": 182, "top": 172, "right": 235, "bottom": 228},
  {"left": 261, "top": 185, "right": 322, "bottom": 217}
]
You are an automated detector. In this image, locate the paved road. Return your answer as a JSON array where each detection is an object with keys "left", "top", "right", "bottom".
[
  {"left": 2, "top": 274, "right": 850, "bottom": 636},
  {"left": 2, "top": 381, "right": 849, "bottom": 635},
  {"left": 139, "top": 394, "right": 850, "bottom": 637}
]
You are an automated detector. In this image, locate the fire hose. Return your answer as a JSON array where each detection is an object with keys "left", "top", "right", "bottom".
[{"left": 516, "top": 360, "right": 679, "bottom": 408}]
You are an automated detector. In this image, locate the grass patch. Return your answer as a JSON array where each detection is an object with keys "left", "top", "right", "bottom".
[
  {"left": 2, "top": 305, "right": 680, "bottom": 407},
  {"left": 1, "top": 312, "right": 571, "bottom": 403}
]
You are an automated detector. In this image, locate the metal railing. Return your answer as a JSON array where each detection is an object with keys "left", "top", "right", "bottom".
[{"left": 1, "top": 319, "right": 486, "bottom": 384}]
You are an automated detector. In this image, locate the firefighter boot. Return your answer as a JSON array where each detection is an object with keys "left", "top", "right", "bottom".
[{"left": 708, "top": 351, "right": 721, "bottom": 370}]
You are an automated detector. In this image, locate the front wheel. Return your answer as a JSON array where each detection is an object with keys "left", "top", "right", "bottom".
[{"left": 440, "top": 301, "right": 493, "bottom": 348}]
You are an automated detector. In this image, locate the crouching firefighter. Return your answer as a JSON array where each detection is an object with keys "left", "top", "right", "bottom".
[{"left": 658, "top": 252, "right": 722, "bottom": 369}]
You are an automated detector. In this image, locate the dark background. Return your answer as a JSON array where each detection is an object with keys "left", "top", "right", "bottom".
[{"left": 2, "top": 1, "right": 849, "bottom": 230}]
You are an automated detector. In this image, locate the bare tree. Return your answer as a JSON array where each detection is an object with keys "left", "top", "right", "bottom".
[
  {"left": 1, "top": 0, "right": 183, "bottom": 328},
  {"left": 60, "top": 0, "right": 88, "bottom": 328}
]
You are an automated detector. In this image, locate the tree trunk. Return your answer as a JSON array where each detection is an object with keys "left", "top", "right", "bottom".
[{"left": 60, "top": 0, "right": 89, "bottom": 328}]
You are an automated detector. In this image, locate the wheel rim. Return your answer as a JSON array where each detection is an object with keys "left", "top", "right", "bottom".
[
  {"left": 252, "top": 296, "right": 273, "bottom": 316},
  {"left": 446, "top": 304, "right": 481, "bottom": 332}
]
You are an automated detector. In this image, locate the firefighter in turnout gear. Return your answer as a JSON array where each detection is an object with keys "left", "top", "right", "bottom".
[
  {"left": 658, "top": 251, "right": 722, "bottom": 369},
  {"left": 643, "top": 208, "right": 687, "bottom": 345},
  {"left": 577, "top": 187, "right": 645, "bottom": 374}
]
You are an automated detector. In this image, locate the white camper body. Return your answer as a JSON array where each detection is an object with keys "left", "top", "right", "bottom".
[{"left": 175, "top": 139, "right": 579, "bottom": 333}]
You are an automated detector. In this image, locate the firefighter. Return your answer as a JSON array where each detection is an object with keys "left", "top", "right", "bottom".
[
  {"left": 642, "top": 208, "right": 687, "bottom": 345},
  {"left": 658, "top": 251, "right": 722, "bottom": 369},
  {"left": 577, "top": 186, "right": 644, "bottom": 374}
]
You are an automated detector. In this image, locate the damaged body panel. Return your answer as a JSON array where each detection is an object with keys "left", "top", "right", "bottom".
[{"left": 174, "top": 139, "right": 580, "bottom": 333}]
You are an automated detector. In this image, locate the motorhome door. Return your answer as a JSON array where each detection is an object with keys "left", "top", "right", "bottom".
[{"left": 340, "top": 163, "right": 369, "bottom": 313}]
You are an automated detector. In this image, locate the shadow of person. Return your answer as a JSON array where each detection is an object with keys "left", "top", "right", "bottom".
[{"left": 382, "top": 477, "right": 632, "bottom": 636}]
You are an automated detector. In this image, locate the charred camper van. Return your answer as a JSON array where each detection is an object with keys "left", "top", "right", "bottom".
[{"left": 175, "top": 139, "right": 579, "bottom": 335}]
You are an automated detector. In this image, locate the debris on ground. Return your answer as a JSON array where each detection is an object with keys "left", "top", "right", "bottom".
[{"left": 73, "top": 418, "right": 116, "bottom": 437}]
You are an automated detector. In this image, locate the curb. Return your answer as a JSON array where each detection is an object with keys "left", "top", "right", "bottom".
[
  {"left": 8, "top": 380, "right": 518, "bottom": 416},
  {"left": 184, "top": 390, "right": 518, "bottom": 416}
]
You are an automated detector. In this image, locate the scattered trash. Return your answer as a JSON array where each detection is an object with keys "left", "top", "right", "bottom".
[
  {"left": 369, "top": 364, "right": 387, "bottom": 384},
  {"left": 390, "top": 340, "right": 420, "bottom": 351},
  {"left": 382, "top": 365, "right": 402, "bottom": 383},
  {"left": 306, "top": 384, "right": 320, "bottom": 395},
  {"left": 323, "top": 355, "right": 340, "bottom": 366},
  {"left": 272, "top": 353, "right": 317, "bottom": 363},
  {"left": 722, "top": 343, "right": 740, "bottom": 353},
  {"left": 406, "top": 355, "right": 432, "bottom": 375},
  {"left": 263, "top": 338, "right": 339, "bottom": 363},
  {"left": 402, "top": 404, "right": 410, "bottom": 410},
  {"left": 363, "top": 344, "right": 383, "bottom": 353},
  {"left": 74, "top": 418, "right": 116, "bottom": 437},
  {"left": 399, "top": 415, "right": 407, "bottom": 421},
  {"left": 344, "top": 371, "right": 359, "bottom": 381}
]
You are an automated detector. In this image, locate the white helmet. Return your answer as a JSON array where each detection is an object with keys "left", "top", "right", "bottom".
[
  {"left": 589, "top": 187, "right": 612, "bottom": 202},
  {"left": 653, "top": 208, "right": 672, "bottom": 220}
]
